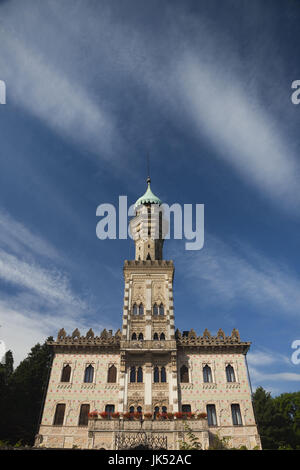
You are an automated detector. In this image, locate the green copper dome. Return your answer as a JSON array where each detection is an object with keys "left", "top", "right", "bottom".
[{"left": 134, "top": 177, "right": 162, "bottom": 209}]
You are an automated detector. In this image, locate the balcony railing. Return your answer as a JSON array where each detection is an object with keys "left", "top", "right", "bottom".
[{"left": 120, "top": 340, "right": 177, "bottom": 351}]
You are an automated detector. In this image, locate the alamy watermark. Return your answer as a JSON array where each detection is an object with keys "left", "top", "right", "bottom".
[
  {"left": 0, "top": 339, "right": 6, "bottom": 365},
  {"left": 96, "top": 197, "right": 204, "bottom": 251},
  {"left": 0, "top": 80, "right": 6, "bottom": 104},
  {"left": 291, "top": 80, "right": 300, "bottom": 105},
  {"left": 291, "top": 340, "right": 300, "bottom": 365}
]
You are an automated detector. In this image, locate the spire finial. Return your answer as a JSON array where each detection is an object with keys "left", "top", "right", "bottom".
[{"left": 147, "top": 153, "right": 151, "bottom": 184}]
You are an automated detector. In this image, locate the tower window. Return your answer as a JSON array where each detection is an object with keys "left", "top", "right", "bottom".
[
  {"left": 153, "top": 303, "right": 158, "bottom": 316},
  {"left": 207, "top": 404, "right": 217, "bottom": 426},
  {"left": 226, "top": 364, "right": 236, "bottom": 383},
  {"left": 203, "top": 365, "right": 212, "bottom": 383},
  {"left": 146, "top": 253, "right": 151, "bottom": 260},
  {"left": 131, "top": 333, "right": 137, "bottom": 340},
  {"left": 161, "top": 366, "right": 166, "bottom": 383},
  {"left": 61, "top": 364, "right": 71, "bottom": 383},
  {"left": 138, "top": 303, "right": 144, "bottom": 315},
  {"left": 159, "top": 304, "right": 164, "bottom": 316},
  {"left": 132, "top": 304, "right": 138, "bottom": 315},
  {"left": 180, "top": 365, "right": 189, "bottom": 383},
  {"left": 154, "top": 366, "right": 159, "bottom": 383},
  {"left": 138, "top": 332, "right": 144, "bottom": 341},
  {"left": 53, "top": 404, "right": 65, "bottom": 426},
  {"left": 78, "top": 404, "right": 90, "bottom": 426},
  {"left": 130, "top": 366, "right": 136, "bottom": 383},
  {"left": 153, "top": 333, "right": 159, "bottom": 340},
  {"left": 107, "top": 365, "right": 117, "bottom": 383},
  {"left": 84, "top": 364, "right": 94, "bottom": 383},
  {"left": 160, "top": 332, "right": 165, "bottom": 341},
  {"left": 137, "top": 366, "right": 143, "bottom": 383},
  {"left": 231, "top": 404, "right": 242, "bottom": 426}
]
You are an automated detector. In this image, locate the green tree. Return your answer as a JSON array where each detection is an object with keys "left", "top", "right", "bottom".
[
  {"left": 0, "top": 337, "right": 53, "bottom": 446},
  {"left": 252, "top": 386, "right": 296, "bottom": 449},
  {"left": 273, "top": 391, "right": 300, "bottom": 449}
]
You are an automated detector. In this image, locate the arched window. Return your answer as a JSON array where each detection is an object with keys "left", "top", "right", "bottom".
[
  {"left": 138, "top": 332, "right": 144, "bottom": 341},
  {"left": 153, "top": 333, "right": 159, "bottom": 340},
  {"left": 130, "top": 366, "right": 136, "bottom": 383},
  {"left": 84, "top": 364, "right": 94, "bottom": 383},
  {"left": 203, "top": 365, "right": 212, "bottom": 383},
  {"left": 226, "top": 364, "right": 236, "bottom": 383},
  {"left": 162, "top": 406, "right": 167, "bottom": 414},
  {"left": 61, "top": 364, "right": 71, "bottom": 382},
  {"left": 154, "top": 366, "right": 159, "bottom": 383},
  {"left": 180, "top": 365, "right": 189, "bottom": 383},
  {"left": 161, "top": 366, "right": 166, "bottom": 383},
  {"left": 137, "top": 366, "right": 143, "bottom": 383},
  {"left": 107, "top": 365, "right": 117, "bottom": 383},
  {"left": 137, "top": 406, "right": 142, "bottom": 414},
  {"left": 182, "top": 404, "right": 191, "bottom": 413},
  {"left": 132, "top": 303, "right": 138, "bottom": 315},
  {"left": 129, "top": 406, "right": 135, "bottom": 414},
  {"left": 146, "top": 253, "right": 151, "bottom": 260},
  {"left": 160, "top": 332, "right": 165, "bottom": 341},
  {"left": 153, "top": 303, "right": 158, "bottom": 316},
  {"left": 231, "top": 404, "right": 242, "bottom": 426},
  {"left": 154, "top": 406, "right": 159, "bottom": 419},
  {"left": 53, "top": 403, "right": 65, "bottom": 426},
  {"left": 207, "top": 404, "right": 217, "bottom": 426},
  {"left": 105, "top": 404, "right": 115, "bottom": 418},
  {"left": 139, "top": 303, "right": 144, "bottom": 315},
  {"left": 78, "top": 404, "right": 90, "bottom": 426},
  {"left": 131, "top": 332, "right": 137, "bottom": 340},
  {"left": 159, "top": 303, "right": 164, "bottom": 316}
]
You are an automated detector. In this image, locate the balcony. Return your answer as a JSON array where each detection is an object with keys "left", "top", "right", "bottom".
[
  {"left": 88, "top": 417, "right": 208, "bottom": 433},
  {"left": 120, "top": 340, "right": 176, "bottom": 352}
]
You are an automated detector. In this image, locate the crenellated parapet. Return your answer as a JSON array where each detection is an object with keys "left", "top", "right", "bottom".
[
  {"left": 48, "top": 328, "right": 122, "bottom": 348},
  {"left": 175, "top": 328, "right": 250, "bottom": 353}
]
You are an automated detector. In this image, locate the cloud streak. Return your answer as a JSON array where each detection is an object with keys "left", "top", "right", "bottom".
[{"left": 174, "top": 234, "right": 300, "bottom": 317}]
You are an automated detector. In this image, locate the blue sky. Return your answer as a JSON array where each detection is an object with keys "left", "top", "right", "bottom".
[{"left": 0, "top": 0, "right": 300, "bottom": 395}]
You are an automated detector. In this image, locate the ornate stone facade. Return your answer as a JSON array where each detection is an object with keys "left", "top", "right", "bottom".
[{"left": 36, "top": 180, "right": 261, "bottom": 450}]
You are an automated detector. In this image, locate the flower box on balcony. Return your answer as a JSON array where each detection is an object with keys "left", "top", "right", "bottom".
[{"left": 88, "top": 411, "right": 98, "bottom": 419}]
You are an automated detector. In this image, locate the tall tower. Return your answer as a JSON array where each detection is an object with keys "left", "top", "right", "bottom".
[{"left": 118, "top": 178, "right": 178, "bottom": 415}]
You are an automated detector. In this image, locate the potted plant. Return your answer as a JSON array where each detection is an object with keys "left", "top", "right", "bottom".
[
  {"left": 197, "top": 412, "right": 207, "bottom": 420},
  {"left": 88, "top": 411, "right": 98, "bottom": 419},
  {"left": 112, "top": 412, "right": 120, "bottom": 420},
  {"left": 174, "top": 412, "right": 183, "bottom": 420},
  {"left": 99, "top": 411, "right": 109, "bottom": 420},
  {"left": 133, "top": 411, "right": 142, "bottom": 420},
  {"left": 144, "top": 412, "right": 152, "bottom": 420},
  {"left": 167, "top": 412, "right": 174, "bottom": 420},
  {"left": 123, "top": 412, "right": 131, "bottom": 420}
]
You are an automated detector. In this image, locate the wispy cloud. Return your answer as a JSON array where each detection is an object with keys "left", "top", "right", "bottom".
[
  {"left": 0, "top": 25, "right": 119, "bottom": 162},
  {"left": 0, "top": 209, "right": 59, "bottom": 260},
  {"left": 174, "top": 234, "right": 300, "bottom": 317},
  {"left": 172, "top": 53, "right": 300, "bottom": 212}
]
